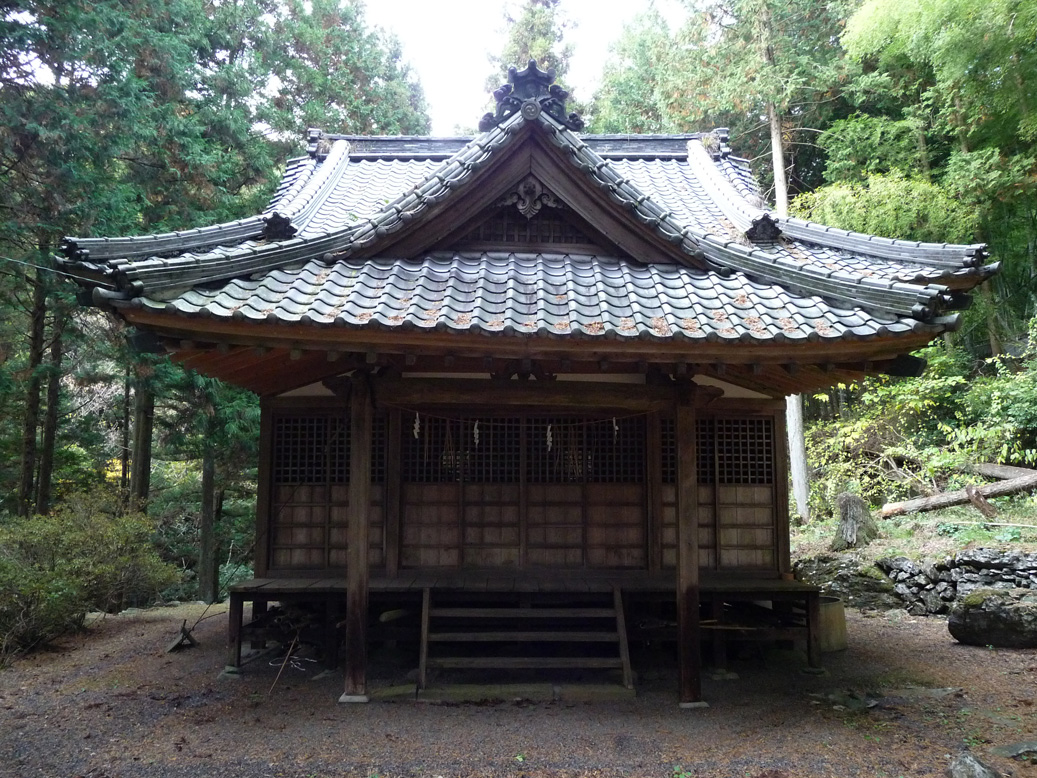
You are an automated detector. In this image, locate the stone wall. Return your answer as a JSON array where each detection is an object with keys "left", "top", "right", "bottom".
[{"left": 795, "top": 548, "right": 1037, "bottom": 615}]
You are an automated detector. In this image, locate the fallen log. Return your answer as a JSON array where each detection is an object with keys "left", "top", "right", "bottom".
[
  {"left": 880, "top": 472, "right": 1037, "bottom": 518},
  {"left": 969, "top": 462, "right": 1037, "bottom": 481}
]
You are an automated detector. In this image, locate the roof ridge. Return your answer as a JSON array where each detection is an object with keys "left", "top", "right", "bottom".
[
  {"left": 685, "top": 138, "right": 781, "bottom": 242},
  {"left": 779, "top": 216, "right": 987, "bottom": 269},
  {"left": 99, "top": 116, "right": 525, "bottom": 296},
  {"left": 266, "top": 139, "right": 354, "bottom": 233},
  {"left": 61, "top": 215, "right": 266, "bottom": 265}
]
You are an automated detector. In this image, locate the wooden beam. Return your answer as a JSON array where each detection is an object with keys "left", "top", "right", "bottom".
[
  {"left": 341, "top": 375, "right": 372, "bottom": 703},
  {"left": 370, "top": 376, "right": 677, "bottom": 411},
  {"left": 675, "top": 385, "right": 704, "bottom": 707},
  {"left": 126, "top": 309, "right": 937, "bottom": 367}
]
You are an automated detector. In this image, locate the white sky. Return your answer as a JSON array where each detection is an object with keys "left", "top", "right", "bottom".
[{"left": 363, "top": 0, "right": 686, "bottom": 135}]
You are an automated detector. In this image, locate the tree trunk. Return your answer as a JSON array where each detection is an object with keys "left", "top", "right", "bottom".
[
  {"left": 969, "top": 463, "right": 1037, "bottom": 481},
  {"left": 36, "top": 308, "right": 66, "bottom": 516},
  {"left": 17, "top": 270, "right": 48, "bottom": 517},
  {"left": 978, "top": 283, "right": 1003, "bottom": 356},
  {"left": 767, "top": 101, "right": 789, "bottom": 215},
  {"left": 880, "top": 473, "right": 1037, "bottom": 517},
  {"left": 198, "top": 445, "right": 219, "bottom": 604},
  {"left": 830, "top": 493, "right": 876, "bottom": 551},
  {"left": 120, "top": 368, "right": 131, "bottom": 502},
  {"left": 786, "top": 394, "right": 809, "bottom": 523},
  {"left": 757, "top": 7, "right": 808, "bottom": 521},
  {"left": 129, "top": 380, "right": 154, "bottom": 512}
]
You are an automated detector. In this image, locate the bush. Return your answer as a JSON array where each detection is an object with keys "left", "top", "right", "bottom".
[
  {"left": 806, "top": 322, "right": 1037, "bottom": 518},
  {"left": 0, "top": 492, "right": 179, "bottom": 664}
]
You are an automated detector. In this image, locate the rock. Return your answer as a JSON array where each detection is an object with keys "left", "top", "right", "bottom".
[
  {"left": 948, "top": 588, "right": 1037, "bottom": 648},
  {"left": 989, "top": 741, "right": 1037, "bottom": 760},
  {"left": 946, "top": 751, "right": 1002, "bottom": 778},
  {"left": 794, "top": 554, "right": 900, "bottom": 610},
  {"left": 920, "top": 588, "right": 947, "bottom": 614}
]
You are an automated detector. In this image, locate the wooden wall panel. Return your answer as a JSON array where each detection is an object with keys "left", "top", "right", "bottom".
[
  {"left": 401, "top": 483, "right": 461, "bottom": 567},
  {"left": 660, "top": 483, "right": 716, "bottom": 569},
  {"left": 527, "top": 483, "right": 583, "bottom": 567},
  {"left": 462, "top": 483, "right": 521, "bottom": 567},
  {"left": 715, "top": 480, "right": 775, "bottom": 570},
  {"left": 586, "top": 483, "right": 644, "bottom": 568}
]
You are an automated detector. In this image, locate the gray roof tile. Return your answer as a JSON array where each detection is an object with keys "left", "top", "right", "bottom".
[
  {"left": 64, "top": 111, "right": 994, "bottom": 347},
  {"left": 133, "top": 251, "right": 926, "bottom": 345}
]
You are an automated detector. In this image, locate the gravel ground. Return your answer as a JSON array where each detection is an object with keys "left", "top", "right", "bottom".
[{"left": 1, "top": 602, "right": 1035, "bottom": 778}]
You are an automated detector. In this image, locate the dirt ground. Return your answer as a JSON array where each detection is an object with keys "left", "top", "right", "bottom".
[{"left": 1, "top": 602, "right": 1035, "bottom": 778}]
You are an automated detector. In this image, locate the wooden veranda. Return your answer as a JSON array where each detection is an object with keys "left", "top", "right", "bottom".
[{"left": 226, "top": 569, "right": 821, "bottom": 702}]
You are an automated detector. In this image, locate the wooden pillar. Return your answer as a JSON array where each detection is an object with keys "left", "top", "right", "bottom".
[
  {"left": 676, "top": 389, "right": 706, "bottom": 707},
  {"left": 341, "top": 375, "right": 372, "bottom": 703},
  {"left": 385, "top": 408, "right": 402, "bottom": 577},
  {"left": 646, "top": 412, "right": 663, "bottom": 574},
  {"left": 773, "top": 410, "right": 793, "bottom": 577},
  {"left": 254, "top": 401, "right": 273, "bottom": 577}
]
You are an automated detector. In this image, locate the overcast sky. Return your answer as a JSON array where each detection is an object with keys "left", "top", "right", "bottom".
[{"left": 363, "top": 0, "right": 686, "bottom": 135}]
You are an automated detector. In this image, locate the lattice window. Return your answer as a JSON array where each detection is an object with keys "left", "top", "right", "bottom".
[
  {"left": 698, "top": 418, "right": 716, "bottom": 484},
  {"left": 402, "top": 415, "right": 523, "bottom": 483},
  {"left": 660, "top": 417, "right": 769, "bottom": 484},
  {"left": 464, "top": 208, "right": 591, "bottom": 246},
  {"left": 462, "top": 418, "right": 522, "bottom": 483},
  {"left": 273, "top": 415, "right": 347, "bottom": 484},
  {"left": 370, "top": 414, "right": 387, "bottom": 484},
  {"left": 273, "top": 413, "right": 388, "bottom": 484},
  {"left": 661, "top": 418, "right": 676, "bottom": 484},
  {"left": 403, "top": 415, "right": 459, "bottom": 483},
  {"left": 526, "top": 417, "right": 584, "bottom": 483},
  {"left": 715, "top": 417, "right": 774, "bottom": 484},
  {"left": 585, "top": 417, "right": 645, "bottom": 483}
]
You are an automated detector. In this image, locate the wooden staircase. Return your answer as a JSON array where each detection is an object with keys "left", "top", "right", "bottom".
[{"left": 417, "top": 587, "right": 633, "bottom": 690}]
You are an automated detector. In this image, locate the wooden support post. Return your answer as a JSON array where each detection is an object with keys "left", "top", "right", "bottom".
[
  {"left": 385, "top": 409, "right": 402, "bottom": 577},
  {"left": 806, "top": 591, "right": 822, "bottom": 670},
  {"left": 418, "top": 587, "right": 431, "bottom": 690},
  {"left": 646, "top": 412, "right": 663, "bottom": 574},
  {"left": 676, "top": 391, "right": 706, "bottom": 708},
  {"left": 341, "top": 374, "right": 372, "bottom": 703},
  {"left": 226, "top": 592, "right": 244, "bottom": 673}
]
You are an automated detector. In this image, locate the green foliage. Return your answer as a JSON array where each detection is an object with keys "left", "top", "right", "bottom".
[
  {"left": 819, "top": 114, "right": 932, "bottom": 183},
  {"left": 843, "top": 0, "right": 1037, "bottom": 147},
  {"left": 487, "top": 0, "right": 575, "bottom": 93},
  {"left": 792, "top": 172, "right": 979, "bottom": 244},
  {"left": 260, "top": 0, "right": 429, "bottom": 136},
  {"left": 808, "top": 326, "right": 1037, "bottom": 517},
  {"left": 588, "top": 11, "right": 670, "bottom": 134},
  {"left": 591, "top": 0, "right": 856, "bottom": 196},
  {"left": 0, "top": 492, "right": 179, "bottom": 662}
]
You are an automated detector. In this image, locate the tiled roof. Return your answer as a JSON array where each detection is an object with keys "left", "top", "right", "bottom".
[
  {"left": 61, "top": 95, "right": 993, "bottom": 350},
  {"left": 123, "top": 251, "right": 940, "bottom": 343}
]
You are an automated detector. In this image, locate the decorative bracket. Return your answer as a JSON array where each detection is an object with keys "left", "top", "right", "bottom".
[
  {"left": 479, "top": 59, "right": 585, "bottom": 132},
  {"left": 262, "top": 212, "right": 297, "bottom": 241},
  {"left": 494, "top": 175, "right": 562, "bottom": 219}
]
